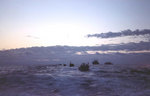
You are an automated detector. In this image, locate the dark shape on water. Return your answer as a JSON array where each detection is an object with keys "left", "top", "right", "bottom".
[
  {"left": 92, "top": 60, "right": 99, "bottom": 65},
  {"left": 69, "top": 62, "right": 74, "bottom": 67},
  {"left": 63, "top": 64, "right": 66, "bottom": 66},
  {"left": 104, "top": 62, "right": 113, "bottom": 65},
  {"left": 57, "top": 64, "right": 62, "bottom": 66},
  {"left": 35, "top": 65, "right": 47, "bottom": 70},
  {"left": 130, "top": 68, "right": 150, "bottom": 75},
  {"left": 78, "top": 63, "right": 89, "bottom": 71}
]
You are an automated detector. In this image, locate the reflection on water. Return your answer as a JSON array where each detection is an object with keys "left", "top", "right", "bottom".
[{"left": 0, "top": 64, "right": 150, "bottom": 96}]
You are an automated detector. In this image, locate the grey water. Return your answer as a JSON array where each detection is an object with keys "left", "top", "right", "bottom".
[{"left": 0, "top": 64, "right": 150, "bottom": 96}]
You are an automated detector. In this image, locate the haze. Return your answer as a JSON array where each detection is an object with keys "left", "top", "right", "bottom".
[{"left": 0, "top": 0, "right": 150, "bottom": 49}]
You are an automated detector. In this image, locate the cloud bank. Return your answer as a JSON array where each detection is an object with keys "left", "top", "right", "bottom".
[
  {"left": 0, "top": 44, "right": 150, "bottom": 66},
  {"left": 1, "top": 29, "right": 150, "bottom": 66},
  {"left": 88, "top": 29, "right": 150, "bottom": 38}
]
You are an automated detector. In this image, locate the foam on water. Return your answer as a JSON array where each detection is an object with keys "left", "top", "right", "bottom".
[{"left": 0, "top": 64, "right": 150, "bottom": 96}]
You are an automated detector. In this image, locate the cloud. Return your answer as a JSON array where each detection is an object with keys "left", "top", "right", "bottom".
[
  {"left": 0, "top": 45, "right": 150, "bottom": 65},
  {"left": 86, "top": 41, "right": 150, "bottom": 51},
  {"left": 87, "top": 29, "right": 150, "bottom": 38},
  {"left": 111, "top": 41, "right": 150, "bottom": 51},
  {"left": 26, "top": 35, "right": 40, "bottom": 39}
]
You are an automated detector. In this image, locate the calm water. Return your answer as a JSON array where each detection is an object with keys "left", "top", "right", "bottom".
[{"left": 0, "top": 64, "right": 150, "bottom": 96}]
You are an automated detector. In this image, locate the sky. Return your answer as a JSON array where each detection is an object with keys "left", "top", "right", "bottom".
[{"left": 0, "top": 0, "right": 150, "bottom": 49}]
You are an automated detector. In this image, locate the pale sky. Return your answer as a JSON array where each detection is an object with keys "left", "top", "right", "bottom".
[{"left": 0, "top": 0, "right": 150, "bottom": 49}]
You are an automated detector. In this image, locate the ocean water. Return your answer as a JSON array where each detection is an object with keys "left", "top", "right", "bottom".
[{"left": 0, "top": 64, "right": 150, "bottom": 96}]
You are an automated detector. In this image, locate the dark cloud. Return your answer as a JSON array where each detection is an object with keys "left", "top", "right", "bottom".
[
  {"left": 96, "top": 41, "right": 150, "bottom": 51},
  {"left": 0, "top": 45, "right": 150, "bottom": 65},
  {"left": 87, "top": 29, "right": 150, "bottom": 38}
]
